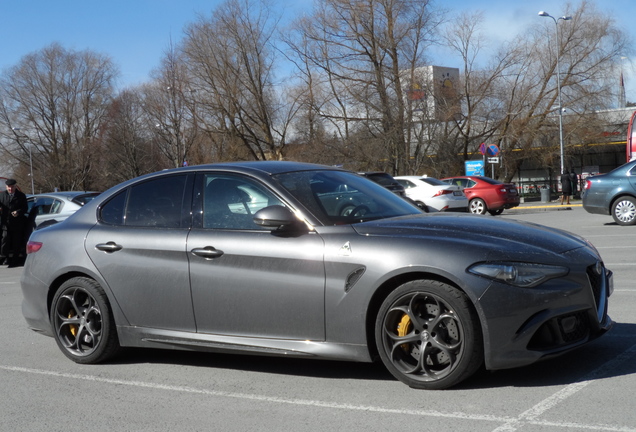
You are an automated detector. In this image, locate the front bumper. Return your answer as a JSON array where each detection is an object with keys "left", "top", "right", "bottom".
[{"left": 477, "top": 257, "right": 612, "bottom": 371}]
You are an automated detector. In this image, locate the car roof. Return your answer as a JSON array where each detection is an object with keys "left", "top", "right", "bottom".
[
  {"left": 29, "top": 191, "right": 100, "bottom": 199},
  {"left": 198, "top": 161, "right": 338, "bottom": 175}
]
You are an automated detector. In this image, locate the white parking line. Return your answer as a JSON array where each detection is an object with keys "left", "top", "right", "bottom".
[
  {"left": 492, "top": 342, "right": 636, "bottom": 432},
  {"left": 2, "top": 345, "right": 636, "bottom": 432}
]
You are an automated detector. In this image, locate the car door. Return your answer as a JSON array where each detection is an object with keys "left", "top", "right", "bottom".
[
  {"left": 85, "top": 173, "right": 196, "bottom": 332},
  {"left": 187, "top": 172, "right": 326, "bottom": 340}
]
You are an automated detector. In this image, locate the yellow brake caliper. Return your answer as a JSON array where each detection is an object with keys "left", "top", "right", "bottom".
[
  {"left": 397, "top": 314, "right": 412, "bottom": 352},
  {"left": 68, "top": 311, "right": 78, "bottom": 337}
]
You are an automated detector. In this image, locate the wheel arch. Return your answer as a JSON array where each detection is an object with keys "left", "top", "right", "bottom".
[
  {"left": 45, "top": 271, "right": 128, "bottom": 327},
  {"left": 364, "top": 271, "right": 484, "bottom": 360},
  {"left": 609, "top": 192, "right": 636, "bottom": 212}
]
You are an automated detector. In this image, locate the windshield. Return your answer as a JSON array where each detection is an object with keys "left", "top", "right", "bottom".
[{"left": 273, "top": 170, "right": 421, "bottom": 225}]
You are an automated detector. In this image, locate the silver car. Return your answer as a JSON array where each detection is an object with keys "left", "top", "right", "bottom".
[
  {"left": 395, "top": 175, "right": 468, "bottom": 212},
  {"left": 27, "top": 191, "right": 100, "bottom": 228},
  {"left": 21, "top": 161, "right": 613, "bottom": 389}
]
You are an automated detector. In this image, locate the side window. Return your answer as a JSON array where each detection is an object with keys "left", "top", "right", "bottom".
[
  {"left": 203, "top": 174, "right": 283, "bottom": 230},
  {"left": 100, "top": 191, "right": 127, "bottom": 225},
  {"left": 466, "top": 180, "right": 477, "bottom": 188},
  {"left": 125, "top": 175, "right": 187, "bottom": 228},
  {"left": 397, "top": 180, "right": 413, "bottom": 189},
  {"left": 33, "top": 197, "right": 55, "bottom": 214},
  {"left": 50, "top": 199, "right": 62, "bottom": 214}
]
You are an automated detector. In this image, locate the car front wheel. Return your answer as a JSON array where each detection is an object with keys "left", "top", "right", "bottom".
[
  {"left": 375, "top": 280, "right": 483, "bottom": 390},
  {"left": 51, "top": 277, "right": 121, "bottom": 364},
  {"left": 612, "top": 196, "right": 636, "bottom": 225},
  {"left": 469, "top": 198, "right": 487, "bottom": 214}
]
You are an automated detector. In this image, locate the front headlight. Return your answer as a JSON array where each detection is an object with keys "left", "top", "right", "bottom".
[{"left": 468, "top": 262, "right": 569, "bottom": 288}]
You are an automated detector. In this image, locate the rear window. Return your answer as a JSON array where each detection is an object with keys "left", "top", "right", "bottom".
[
  {"left": 72, "top": 193, "right": 100, "bottom": 206},
  {"left": 475, "top": 177, "right": 503, "bottom": 185},
  {"left": 420, "top": 177, "right": 446, "bottom": 186}
]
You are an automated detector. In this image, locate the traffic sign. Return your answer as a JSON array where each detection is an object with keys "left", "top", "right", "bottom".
[
  {"left": 486, "top": 144, "right": 500, "bottom": 157},
  {"left": 488, "top": 157, "right": 499, "bottom": 163}
]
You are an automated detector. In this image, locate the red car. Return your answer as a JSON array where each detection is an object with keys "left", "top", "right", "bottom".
[{"left": 441, "top": 175, "right": 520, "bottom": 215}]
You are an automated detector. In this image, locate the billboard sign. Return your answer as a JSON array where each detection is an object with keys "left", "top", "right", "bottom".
[{"left": 465, "top": 160, "right": 484, "bottom": 176}]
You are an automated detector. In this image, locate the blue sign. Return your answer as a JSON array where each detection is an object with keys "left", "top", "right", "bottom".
[
  {"left": 465, "top": 160, "right": 484, "bottom": 176},
  {"left": 486, "top": 144, "right": 500, "bottom": 157}
]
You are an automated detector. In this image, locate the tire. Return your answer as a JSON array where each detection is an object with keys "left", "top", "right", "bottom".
[
  {"left": 375, "top": 280, "right": 483, "bottom": 390},
  {"left": 612, "top": 196, "right": 636, "bottom": 225},
  {"left": 50, "top": 277, "right": 121, "bottom": 364},
  {"left": 488, "top": 209, "right": 504, "bottom": 216},
  {"left": 415, "top": 201, "right": 429, "bottom": 213},
  {"left": 469, "top": 198, "right": 487, "bottom": 215}
]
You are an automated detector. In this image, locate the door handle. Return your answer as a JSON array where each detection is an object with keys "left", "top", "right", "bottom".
[
  {"left": 191, "top": 247, "right": 224, "bottom": 259},
  {"left": 95, "top": 242, "right": 123, "bottom": 253}
]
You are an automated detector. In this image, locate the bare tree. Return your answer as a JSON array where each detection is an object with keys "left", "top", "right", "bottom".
[
  {"left": 0, "top": 43, "right": 118, "bottom": 191},
  {"left": 99, "top": 89, "right": 163, "bottom": 185},
  {"left": 435, "top": 1, "right": 631, "bottom": 182},
  {"left": 181, "top": 0, "right": 294, "bottom": 161},
  {"left": 286, "top": 0, "right": 442, "bottom": 174},
  {"left": 141, "top": 45, "right": 200, "bottom": 168}
]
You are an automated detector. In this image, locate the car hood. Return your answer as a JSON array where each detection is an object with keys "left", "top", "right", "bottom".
[{"left": 352, "top": 213, "right": 589, "bottom": 256}]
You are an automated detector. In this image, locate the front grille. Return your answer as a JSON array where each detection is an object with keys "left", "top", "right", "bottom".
[
  {"left": 527, "top": 311, "right": 590, "bottom": 351},
  {"left": 586, "top": 262, "right": 608, "bottom": 323},
  {"left": 587, "top": 264, "right": 603, "bottom": 309}
]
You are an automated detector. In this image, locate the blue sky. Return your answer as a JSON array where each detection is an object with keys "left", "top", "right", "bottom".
[{"left": 1, "top": 0, "right": 634, "bottom": 99}]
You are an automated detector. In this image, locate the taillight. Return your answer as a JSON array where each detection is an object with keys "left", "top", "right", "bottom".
[
  {"left": 26, "top": 241, "right": 43, "bottom": 254},
  {"left": 433, "top": 189, "right": 453, "bottom": 197},
  {"left": 585, "top": 180, "right": 592, "bottom": 190}
]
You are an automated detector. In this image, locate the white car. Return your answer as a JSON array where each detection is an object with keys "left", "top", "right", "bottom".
[
  {"left": 27, "top": 191, "right": 101, "bottom": 228},
  {"left": 395, "top": 176, "right": 468, "bottom": 212}
]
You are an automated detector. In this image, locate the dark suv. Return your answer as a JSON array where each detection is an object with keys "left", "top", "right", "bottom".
[{"left": 582, "top": 161, "right": 636, "bottom": 225}]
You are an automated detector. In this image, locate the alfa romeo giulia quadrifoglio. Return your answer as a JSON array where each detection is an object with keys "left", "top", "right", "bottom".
[{"left": 21, "top": 161, "right": 613, "bottom": 389}]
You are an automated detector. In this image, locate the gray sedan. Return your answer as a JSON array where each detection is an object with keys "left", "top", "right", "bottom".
[
  {"left": 582, "top": 160, "right": 636, "bottom": 225},
  {"left": 21, "top": 161, "right": 613, "bottom": 389}
]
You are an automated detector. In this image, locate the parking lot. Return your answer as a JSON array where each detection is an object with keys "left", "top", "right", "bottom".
[{"left": 1, "top": 204, "right": 635, "bottom": 432}]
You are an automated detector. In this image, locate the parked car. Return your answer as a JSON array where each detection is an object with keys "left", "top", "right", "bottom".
[
  {"left": 582, "top": 160, "right": 636, "bottom": 225},
  {"left": 27, "top": 191, "right": 101, "bottom": 229},
  {"left": 395, "top": 176, "right": 468, "bottom": 212},
  {"left": 441, "top": 175, "right": 520, "bottom": 215},
  {"left": 22, "top": 161, "right": 612, "bottom": 390},
  {"left": 357, "top": 172, "right": 406, "bottom": 197}
]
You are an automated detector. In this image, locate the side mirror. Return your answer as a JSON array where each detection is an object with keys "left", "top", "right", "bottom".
[{"left": 253, "top": 205, "right": 299, "bottom": 230}]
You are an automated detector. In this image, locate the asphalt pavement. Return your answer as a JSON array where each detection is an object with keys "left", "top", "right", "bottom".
[{"left": 1, "top": 207, "right": 635, "bottom": 432}]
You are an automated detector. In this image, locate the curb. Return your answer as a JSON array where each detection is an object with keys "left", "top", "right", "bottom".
[{"left": 509, "top": 203, "right": 582, "bottom": 214}]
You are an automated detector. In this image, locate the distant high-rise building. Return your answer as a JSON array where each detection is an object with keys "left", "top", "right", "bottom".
[{"left": 406, "top": 65, "right": 461, "bottom": 121}]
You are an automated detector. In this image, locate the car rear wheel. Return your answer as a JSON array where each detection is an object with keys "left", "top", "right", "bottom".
[
  {"left": 51, "top": 277, "right": 121, "bottom": 364},
  {"left": 469, "top": 198, "right": 487, "bottom": 215},
  {"left": 414, "top": 201, "right": 429, "bottom": 213},
  {"left": 375, "top": 280, "right": 483, "bottom": 390},
  {"left": 488, "top": 209, "right": 504, "bottom": 216},
  {"left": 612, "top": 196, "right": 636, "bottom": 225}
]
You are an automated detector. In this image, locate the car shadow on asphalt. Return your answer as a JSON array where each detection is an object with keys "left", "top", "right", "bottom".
[
  {"left": 108, "top": 322, "right": 636, "bottom": 390},
  {"left": 116, "top": 347, "right": 395, "bottom": 381}
]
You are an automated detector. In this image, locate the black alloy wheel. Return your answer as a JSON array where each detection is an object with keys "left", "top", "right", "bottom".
[
  {"left": 375, "top": 280, "right": 483, "bottom": 390},
  {"left": 51, "top": 277, "right": 121, "bottom": 364}
]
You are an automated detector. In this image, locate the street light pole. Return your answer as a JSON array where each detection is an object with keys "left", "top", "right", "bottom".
[{"left": 539, "top": 11, "right": 571, "bottom": 176}]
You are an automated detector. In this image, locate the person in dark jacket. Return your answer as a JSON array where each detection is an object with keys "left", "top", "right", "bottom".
[
  {"left": 560, "top": 169, "right": 572, "bottom": 205},
  {"left": 0, "top": 179, "right": 29, "bottom": 267},
  {"left": 569, "top": 169, "right": 579, "bottom": 198}
]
